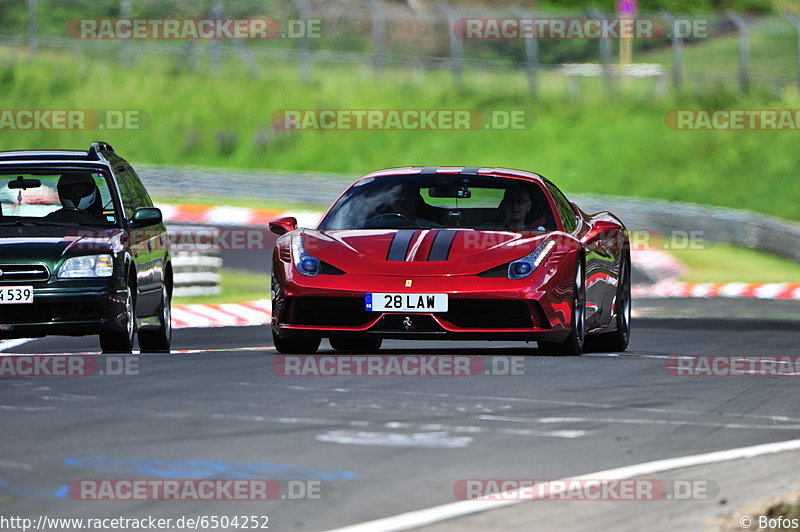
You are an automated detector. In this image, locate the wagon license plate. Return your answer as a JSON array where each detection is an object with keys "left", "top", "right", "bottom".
[
  {"left": 366, "top": 293, "right": 448, "bottom": 313},
  {"left": 0, "top": 286, "right": 34, "bottom": 304}
]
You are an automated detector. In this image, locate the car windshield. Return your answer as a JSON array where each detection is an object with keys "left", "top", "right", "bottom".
[
  {"left": 318, "top": 174, "right": 558, "bottom": 231},
  {"left": 0, "top": 171, "right": 118, "bottom": 227}
]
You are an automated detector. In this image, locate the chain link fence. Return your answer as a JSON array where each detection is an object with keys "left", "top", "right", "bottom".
[{"left": 3, "top": 0, "right": 800, "bottom": 94}]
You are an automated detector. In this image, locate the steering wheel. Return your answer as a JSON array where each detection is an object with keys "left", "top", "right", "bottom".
[{"left": 365, "top": 212, "right": 418, "bottom": 229}]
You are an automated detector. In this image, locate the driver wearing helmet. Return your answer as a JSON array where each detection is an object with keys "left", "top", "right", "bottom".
[{"left": 57, "top": 173, "right": 103, "bottom": 217}]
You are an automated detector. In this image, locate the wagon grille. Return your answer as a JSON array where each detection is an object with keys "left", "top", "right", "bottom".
[{"left": 0, "top": 263, "right": 50, "bottom": 283}]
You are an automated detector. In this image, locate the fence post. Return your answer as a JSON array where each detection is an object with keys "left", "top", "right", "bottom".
[
  {"left": 119, "top": 0, "right": 132, "bottom": 64},
  {"left": 660, "top": 10, "right": 683, "bottom": 88},
  {"left": 726, "top": 10, "right": 749, "bottom": 92},
  {"left": 588, "top": 8, "right": 614, "bottom": 96},
  {"left": 27, "top": 0, "right": 37, "bottom": 55},
  {"left": 369, "top": 0, "right": 385, "bottom": 75},
  {"left": 210, "top": 0, "right": 223, "bottom": 72},
  {"left": 514, "top": 7, "right": 538, "bottom": 97},
  {"left": 294, "top": 0, "right": 311, "bottom": 84},
  {"left": 440, "top": 1, "right": 463, "bottom": 87},
  {"left": 787, "top": 13, "right": 800, "bottom": 88}
]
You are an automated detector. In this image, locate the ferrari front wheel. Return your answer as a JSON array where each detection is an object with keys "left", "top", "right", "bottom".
[
  {"left": 538, "top": 259, "right": 585, "bottom": 356},
  {"left": 586, "top": 254, "right": 631, "bottom": 353},
  {"left": 272, "top": 330, "right": 320, "bottom": 354}
]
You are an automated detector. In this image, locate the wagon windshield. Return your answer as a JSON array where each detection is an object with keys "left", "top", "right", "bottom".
[
  {"left": 0, "top": 171, "right": 118, "bottom": 227},
  {"left": 318, "top": 174, "right": 558, "bottom": 231}
]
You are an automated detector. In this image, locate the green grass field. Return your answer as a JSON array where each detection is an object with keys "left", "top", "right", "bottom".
[{"left": 2, "top": 40, "right": 800, "bottom": 221}]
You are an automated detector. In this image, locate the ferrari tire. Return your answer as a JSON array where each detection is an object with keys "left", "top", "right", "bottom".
[
  {"left": 100, "top": 282, "right": 136, "bottom": 354},
  {"left": 272, "top": 330, "right": 321, "bottom": 354},
  {"left": 586, "top": 254, "right": 631, "bottom": 353},
  {"left": 538, "top": 258, "right": 585, "bottom": 356},
  {"left": 329, "top": 337, "right": 383, "bottom": 353},
  {"left": 138, "top": 284, "right": 172, "bottom": 353}
]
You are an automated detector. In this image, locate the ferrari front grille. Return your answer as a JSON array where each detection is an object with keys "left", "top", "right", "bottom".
[
  {"left": 287, "top": 297, "right": 371, "bottom": 327},
  {"left": 443, "top": 299, "right": 534, "bottom": 329}
]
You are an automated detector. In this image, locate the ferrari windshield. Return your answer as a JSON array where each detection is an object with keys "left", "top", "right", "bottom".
[
  {"left": 0, "top": 170, "right": 118, "bottom": 227},
  {"left": 318, "top": 174, "right": 558, "bottom": 231}
]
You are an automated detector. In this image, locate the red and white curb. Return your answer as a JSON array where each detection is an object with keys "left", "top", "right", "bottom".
[
  {"left": 171, "top": 300, "right": 272, "bottom": 329},
  {"left": 634, "top": 281, "right": 800, "bottom": 300}
]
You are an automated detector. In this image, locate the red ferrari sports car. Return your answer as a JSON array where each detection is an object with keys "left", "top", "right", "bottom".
[{"left": 269, "top": 167, "right": 630, "bottom": 355}]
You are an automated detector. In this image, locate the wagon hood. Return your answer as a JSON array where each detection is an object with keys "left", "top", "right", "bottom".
[
  {"left": 305, "top": 228, "right": 549, "bottom": 276},
  {"left": 0, "top": 226, "right": 124, "bottom": 267}
]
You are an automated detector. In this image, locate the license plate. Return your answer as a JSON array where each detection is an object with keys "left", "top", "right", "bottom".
[
  {"left": 366, "top": 293, "right": 448, "bottom": 313},
  {"left": 0, "top": 286, "right": 34, "bottom": 304}
]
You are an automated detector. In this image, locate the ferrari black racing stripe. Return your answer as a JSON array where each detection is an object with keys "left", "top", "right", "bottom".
[
  {"left": 428, "top": 230, "right": 456, "bottom": 261},
  {"left": 387, "top": 230, "right": 417, "bottom": 261}
]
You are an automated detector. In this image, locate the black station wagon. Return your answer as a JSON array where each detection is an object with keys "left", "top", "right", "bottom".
[{"left": 0, "top": 142, "right": 171, "bottom": 353}]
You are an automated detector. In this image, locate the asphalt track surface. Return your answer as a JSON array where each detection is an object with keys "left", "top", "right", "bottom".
[{"left": 1, "top": 311, "right": 800, "bottom": 531}]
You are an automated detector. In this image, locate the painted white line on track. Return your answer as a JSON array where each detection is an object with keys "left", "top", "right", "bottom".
[
  {"left": 0, "top": 338, "right": 35, "bottom": 352},
  {"left": 480, "top": 414, "right": 800, "bottom": 431},
  {"left": 325, "top": 438, "right": 800, "bottom": 532}
]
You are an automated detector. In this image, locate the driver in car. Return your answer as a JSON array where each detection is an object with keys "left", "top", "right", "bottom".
[
  {"left": 386, "top": 183, "right": 439, "bottom": 227},
  {"left": 494, "top": 186, "right": 546, "bottom": 230},
  {"left": 57, "top": 173, "right": 103, "bottom": 218}
]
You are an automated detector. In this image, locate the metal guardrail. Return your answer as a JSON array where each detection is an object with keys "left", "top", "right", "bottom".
[
  {"left": 168, "top": 224, "right": 223, "bottom": 297},
  {"left": 140, "top": 165, "right": 351, "bottom": 206},
  {"left": 572, "top": 194, "right": 800, "bottom": 262}
]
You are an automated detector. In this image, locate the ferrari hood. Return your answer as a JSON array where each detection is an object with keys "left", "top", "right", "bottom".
[{"left": 304, "top": 228, "right": 548, "bottom": 276}]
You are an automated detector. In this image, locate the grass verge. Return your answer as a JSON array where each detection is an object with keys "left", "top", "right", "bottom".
[{"left": 672, "top": 242, "right": 800, "bottom": 283}]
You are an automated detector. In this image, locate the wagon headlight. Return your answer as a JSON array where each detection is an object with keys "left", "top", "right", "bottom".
[
  {"left": 293, "top": 235, "right": 320, "bottom": 277},
  {"left": 508, "top": 240, "right": 555, "bottom": 280},
  {"left": 58, "top": 254, "right": 114, "bottom": 278}
]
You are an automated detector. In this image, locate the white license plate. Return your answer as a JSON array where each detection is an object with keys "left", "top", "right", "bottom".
[
  {"left": 0, "top": 286, "right": 34, "bottom": 304},
  {"left": 366, "top": 293, "right": 448, "bottom": 313}
]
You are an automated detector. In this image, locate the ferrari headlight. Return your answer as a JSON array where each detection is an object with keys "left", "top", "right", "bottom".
[
  {"left": 508, "top": 240, "right": 556, "bottom": 280},
  {"left": 58, "top": 254, "right": 114, "bottom": 278},
  {"left": 292, "top": 235, "right": 320, "bottom": 277}
]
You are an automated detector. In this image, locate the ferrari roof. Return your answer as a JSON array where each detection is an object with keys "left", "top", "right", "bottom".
[{"left": 359, "top": 166, "right": 545, "bottom": 183}]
